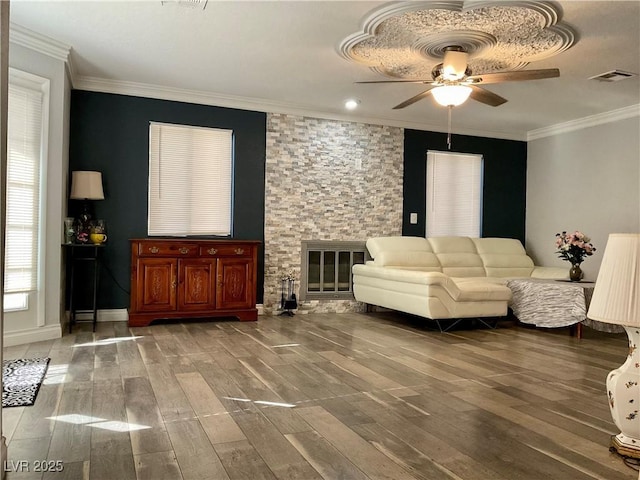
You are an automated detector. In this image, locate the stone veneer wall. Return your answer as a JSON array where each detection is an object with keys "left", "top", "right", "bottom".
[{"left": 264, "top": 113, "right": 404, "bottom": 314}]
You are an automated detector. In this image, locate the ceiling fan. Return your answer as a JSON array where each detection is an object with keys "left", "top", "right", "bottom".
[{"left": 357, "top": 46, "right": 560, "bottom": 109}]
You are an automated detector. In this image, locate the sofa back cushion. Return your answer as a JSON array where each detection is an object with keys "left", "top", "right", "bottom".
[
  {"left": 375, "top": 251, "right": 441, "bottom": 271},
  {"left": 472, "top": 238, "right": 534, "bottom": 277},
  {"left": 366, "top": 236, "right": 441, "bottom": 271},
  {"left": 427, "top": 237, "right": 485, "bottom": 277}
]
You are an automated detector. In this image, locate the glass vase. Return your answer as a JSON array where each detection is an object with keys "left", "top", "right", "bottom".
[{"left": 569, "top": 263, "right": 582, "bottom": 282}]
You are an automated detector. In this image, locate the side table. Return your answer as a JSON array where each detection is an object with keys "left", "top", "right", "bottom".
[
  {"left": 63, "top": 243, "right": 104, "bottom": 332},
  {"left": 506, "top": 278, "right": 624, "bottom": 338}
]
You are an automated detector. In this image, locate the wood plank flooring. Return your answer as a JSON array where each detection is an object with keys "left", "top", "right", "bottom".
[{"left": 2, "top": 312, "right": 637, "bottom": 480}]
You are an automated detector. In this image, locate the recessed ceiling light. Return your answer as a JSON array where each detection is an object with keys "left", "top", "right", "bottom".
[{"left": 345, "top": 99, "right": 360, "bottom": 110}]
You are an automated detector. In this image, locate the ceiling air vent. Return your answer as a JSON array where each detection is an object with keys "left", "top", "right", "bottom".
[
  {"left": 161, "top": 0, "right": 207, "bottom": 10},
  {"left": 589, "top": 70, "right": 637, "bottom": 82}
]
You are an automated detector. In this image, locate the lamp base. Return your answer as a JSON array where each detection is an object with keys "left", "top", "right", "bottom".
[
  {"left": 609, "top": 434, "right": 640, "bottom": 459},
  {"left": 606, "top": 326, "right": 640, "bottom": 460}
]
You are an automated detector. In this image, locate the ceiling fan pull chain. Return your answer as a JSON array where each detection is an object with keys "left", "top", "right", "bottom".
[{"left": 447, "top": 105, "right": 452, "bottom": 150}]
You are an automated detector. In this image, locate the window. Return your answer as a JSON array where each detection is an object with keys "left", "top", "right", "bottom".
[
  {"left": 4, "top": 71, "right": 46, "bottom": 311},
  {"left": 300, "top": 241, "right": 367, "bottom": 300},
  {"left": 148, "top": 122, "right": 233, "bottom": 236},
  {"left": 426, "top": 150, "right": 483, "bottom": 237}
]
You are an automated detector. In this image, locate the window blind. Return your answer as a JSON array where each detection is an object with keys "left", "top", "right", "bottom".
[
  {"left": 148, "top": 122, "right": 233, "bottom": 236},
  {"left": 4, "top": 82, "right": 43, "bottom": 293},
  {"left": 426, "top": 150, "right": 483, "bottom": 237}
]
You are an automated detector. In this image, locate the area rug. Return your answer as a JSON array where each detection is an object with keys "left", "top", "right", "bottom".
[{"left": 2, "top": 357, "right": 50, "bottom": 407}]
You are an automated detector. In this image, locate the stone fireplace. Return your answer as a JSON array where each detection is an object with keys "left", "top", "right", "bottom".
[{"left": 263, "top": 113, "right": 404, "bottom": 314}]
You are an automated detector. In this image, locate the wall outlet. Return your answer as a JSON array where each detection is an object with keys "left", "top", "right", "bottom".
[{"left": 410, "top": 212, "right": 418, "bottom": 224}]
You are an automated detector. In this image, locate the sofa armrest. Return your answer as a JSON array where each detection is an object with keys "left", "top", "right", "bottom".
[
  {"left": 353, "top": 264, "right": 463, "bottom": 297},
  {"left": 531, "top": 266, "right": 569, "bottom": 280},
  {"left": 353, "top": 264, "right": 450, "bottom": 285},
  {"left": 352, "top": 265, "right": 510, "bottom": 302}
]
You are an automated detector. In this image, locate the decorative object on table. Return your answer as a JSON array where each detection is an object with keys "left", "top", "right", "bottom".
[
  {"left": 69, "top": 170, "right": 104, "bottom": 239},
  {"left": 587, "top": 233, "right": 640, "bottom": 461},
  {"left": 64, "top": 217, "right": 75, "bottom": 244},
  {"left": 2, "top": 357, "right": 50, "bottom": 408},
  {"left": 89, "top": 219, "right": 108, "bottom": 244},
  {"left": 76, "top": 230, "right": 89, "bottom": 244},
  {"left": 555, "top": 230, "right": 596, "bottom": 281},
  {"left": 279, "top": 270, "right": 298, "bottom": 316}
]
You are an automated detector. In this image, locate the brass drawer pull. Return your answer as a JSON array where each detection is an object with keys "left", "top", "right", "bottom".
[
  {"left": 179, "top": 247, "right": 189, "bottom": 254},
  {"left": 207, "top": 248, "right": 218, "bottom": 255},
  {"left": 149, "top": 246, "right": 159, "bottom": 254},
  {"left": 234, "top": 248, "right": 245, "bottom": 255}
]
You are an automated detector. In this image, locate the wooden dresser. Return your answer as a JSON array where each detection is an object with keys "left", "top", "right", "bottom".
[{"left": 129, "top": 238, "right": 260, "bottom": 327}]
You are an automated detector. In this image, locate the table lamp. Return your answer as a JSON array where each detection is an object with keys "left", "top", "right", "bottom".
[
  {"left": 69, "top": 170, "right": 104, "bottom": 233},
  {"left": 587, "top": 233, "right": 640, "bottom": 459}
]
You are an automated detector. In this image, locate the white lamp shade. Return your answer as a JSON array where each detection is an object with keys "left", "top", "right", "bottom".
[
  {"left": 70, "top": 171, "right": 104, "bottom": 200},
  {"left": 431, "top": 85, "right": 472, "bottom": 107},
  {"left": 588, "top": 233, "right": 640, "bottom": 327}
]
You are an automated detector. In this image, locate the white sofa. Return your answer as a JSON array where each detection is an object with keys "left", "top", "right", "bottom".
[{"left": 352, "top": 236, "right": 567, "bottom": 329}]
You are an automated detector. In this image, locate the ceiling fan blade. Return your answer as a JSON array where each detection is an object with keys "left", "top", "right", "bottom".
[
  {"left": 468, "top": 68, "right": 560, "bottom": 85},
  {"left": 469, "top": 85, "right": 507, "bottom": 107},
  {"left": 393, "top": 88, "right": 434, "bottom": 109},
  {"left": 356, "top": 79, "right": 433, "bottom": 84}
]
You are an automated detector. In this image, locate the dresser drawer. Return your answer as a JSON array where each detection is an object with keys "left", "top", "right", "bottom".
[
  {"left": 199, "top": 244, "right": 253, "bottom": 257},
  {"left": 138, "top": 242, "right": 198, "bottom": 257}
]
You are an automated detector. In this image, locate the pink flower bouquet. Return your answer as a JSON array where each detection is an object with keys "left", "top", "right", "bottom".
[{"left": 555, "top": 231, "right": 596, "bottom": 265}]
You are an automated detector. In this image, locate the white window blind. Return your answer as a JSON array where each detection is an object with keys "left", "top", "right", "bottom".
[
  {"left": 426, "top": 150, "right": 483, "bottom": 237},
  {"left": 5, "top": 80, "right": 43, "bottom": 293},
  {"left": 148, "top": 122, "right": 233, "bottom": 236}
]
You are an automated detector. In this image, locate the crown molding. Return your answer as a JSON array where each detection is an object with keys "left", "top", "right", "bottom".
[
  {"left": 74, "top": 75, "right": 525, "bottom": 141},
  {"left": 527, "top": 104, "right": 640, "bottom": 140},
  {"left": 9, "top": 23, "right": 77, "bottom": 86}
]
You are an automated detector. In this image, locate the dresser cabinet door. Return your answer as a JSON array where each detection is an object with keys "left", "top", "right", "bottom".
[
  {"left": 136, "top": 258, "right": 177, "bottom": 312},
  {"left": 216, "top": 257, "right": 254, "bottom": 310},
  {"left": 178, "top": 258, "right": 216, "bottom": 311}
]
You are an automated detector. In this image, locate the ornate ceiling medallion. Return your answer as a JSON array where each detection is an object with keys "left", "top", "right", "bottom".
[{"left": 339, "top": 1, "right": 576, "bottom": 79}]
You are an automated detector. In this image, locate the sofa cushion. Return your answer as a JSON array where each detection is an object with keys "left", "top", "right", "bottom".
[
  {"left": 428, "top": 236, "right": 477, "bottom": 254},
  {"left": 366, "top": 236, "right": 440, "bottom": 270},
  {"left": 427, "top": 237, "right": 485, "bottom": 277},
  {"left": 471, "top": 237, "right": 526, "bottom": 255},
  {"left": 366, "top": 236, "right": 433, "bottom": 259},
  {"left": 480, "top": 254, "right": 534, "bottom": 278},
  {"left": 375, "top": 251, "right": 441, "bottom": 271},
  {"left": 471, "top": 238, "right": 534, "bottom": 277}
]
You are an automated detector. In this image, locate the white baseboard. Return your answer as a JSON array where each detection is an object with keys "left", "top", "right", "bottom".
[
  {"left": 257, "top": 304, "right": 264, "bottom": 315},
  {"left": 3, "top": 324, "right": 62, "bottom": 347},
  {"left": 73, "top": 308, "right": 129, "bottom": 322}
]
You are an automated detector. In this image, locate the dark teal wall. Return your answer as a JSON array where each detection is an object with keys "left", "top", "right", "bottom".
[
  {"left": 69, "top": 92, "right": 527, "bottom": 311},
  {"left": 69, "top": 91, "right": 266, "bottom": 309},
  {"left": 403, "top": 129, "right": 527, "bottom": 242}
]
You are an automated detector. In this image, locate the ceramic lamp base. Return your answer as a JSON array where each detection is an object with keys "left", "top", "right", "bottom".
[
  {"left": 609, "top": 433, "right": 640, "bottom": 459},
  {"left": 606, "top": 326, "right": 640, "bottom": 459}
]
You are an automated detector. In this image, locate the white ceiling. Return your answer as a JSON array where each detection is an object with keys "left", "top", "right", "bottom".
[{"left": 9, "top": 0, "right": 640, "bottom": 140}]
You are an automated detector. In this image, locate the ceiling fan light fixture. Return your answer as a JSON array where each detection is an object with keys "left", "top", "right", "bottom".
[
  {"left": 442, "top": 50, "right": 468, "bottom": 80},
  {"left": 431, "top": 85, "right": 472, "bottom": 107}
]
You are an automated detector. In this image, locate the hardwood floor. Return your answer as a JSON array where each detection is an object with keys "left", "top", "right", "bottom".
[{"left": 2, "top": 312, "right": 637, "bottom": 480}]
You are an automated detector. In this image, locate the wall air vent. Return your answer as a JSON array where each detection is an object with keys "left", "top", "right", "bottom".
[
  {"left": 161, "top": 0, "right": 207, "bottom": 10},
  {"left": 589, "top": 70, "right": 637, "bottom": 82}
]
